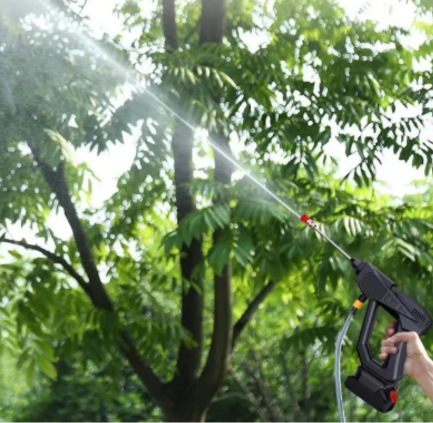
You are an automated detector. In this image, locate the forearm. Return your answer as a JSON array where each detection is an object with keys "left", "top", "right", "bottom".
[{"left": 413, "top": 358, "right": 433, "bottom": 403}]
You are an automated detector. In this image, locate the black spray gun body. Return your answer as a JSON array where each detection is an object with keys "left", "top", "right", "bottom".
[{"left": 345, "top": 259, "right": 432, "bottom": 413}]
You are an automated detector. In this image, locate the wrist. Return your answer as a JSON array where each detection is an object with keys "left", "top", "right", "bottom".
[{"left": 412, "top": 356, "right": 433, "bottom": 385}]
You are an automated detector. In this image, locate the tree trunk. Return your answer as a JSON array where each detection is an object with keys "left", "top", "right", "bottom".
[
  {"left": 162, "top": 0, "right": 204, "bottom": 385},
  {"left": 172, "top": 117, "right": 204, "bottom": 382},
  {"left": 199, "top": 0, "right": 227, "bottom": 44},
  {"left": 162, "top": 0, "right": 178, "bottom": 50},
  {"left": 157, "top": 0, "right": 278, "bottom": 420}
]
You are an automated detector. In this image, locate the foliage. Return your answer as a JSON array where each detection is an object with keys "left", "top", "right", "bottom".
[{"left": 1, "top": 0, "right": 433, "bottom": 421}]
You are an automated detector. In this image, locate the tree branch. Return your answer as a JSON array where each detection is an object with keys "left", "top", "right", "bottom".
[
  {"left": 28, "top": 145, "right": 165, "bottom": 404},
  {"left": 197, "top": 134, "right": 233, "bottom": 404},
  {"left": 0, "top": 237, "right": 91, "bottom": 295},
  {"left": 79, "top": 0, "right": 88, "bottom": 14},
  {"left": 232, "top": 280, "right": 277, "bottom": 349},
  {"left": 29, "top": 146, "right": 112, "bottom": 310},
  {"left": 120, "top": 331, "right": 170, "bottom": 406}
]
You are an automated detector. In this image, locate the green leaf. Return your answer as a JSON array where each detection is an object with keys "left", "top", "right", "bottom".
[
  {"left": 26, "top": 360, "right": 36, "bottom": 387},
  {"left": 16, "top": 347, "right": 31, "bottom": 368},
  {"left": 162, "top": 232, "right": 179, "bottom": 256},
  {"left": 37, "top": 355, "right": 57, "bottom": 380},
  {"left": 8, "top": 249, "right": 22, "bottom": 259}
]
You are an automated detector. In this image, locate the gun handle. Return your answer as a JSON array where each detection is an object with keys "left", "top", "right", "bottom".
[
  {"left": 358, "top": 300, "right": 407, "bottom": 381},
  {"left": 345, "top": 299, "right": 407, "bottom": 413}
]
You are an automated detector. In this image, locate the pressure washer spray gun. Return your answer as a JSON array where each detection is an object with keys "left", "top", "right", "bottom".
[{"left": 299, "top": 214, "right": 433, "bottom": 422}]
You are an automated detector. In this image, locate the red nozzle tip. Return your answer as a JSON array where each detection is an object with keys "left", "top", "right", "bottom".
[{"left": 300, "top": 214, "right": 310, "bottom": 223}]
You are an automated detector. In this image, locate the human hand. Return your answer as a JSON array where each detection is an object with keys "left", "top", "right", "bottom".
[{"left": 380, "top": 323, "right": 431, "bottom": 381}]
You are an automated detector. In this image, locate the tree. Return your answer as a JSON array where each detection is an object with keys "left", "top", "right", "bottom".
[{"left": 2, "top": 0, "right": 433, "bottom": 421}]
